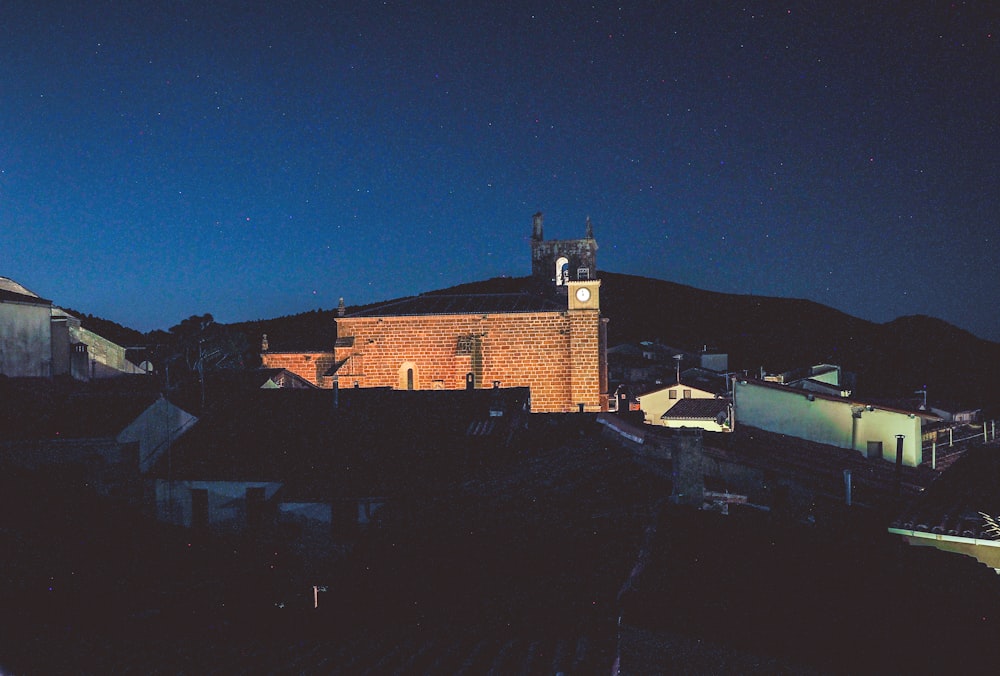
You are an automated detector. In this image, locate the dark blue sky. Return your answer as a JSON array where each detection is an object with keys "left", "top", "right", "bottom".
[{"left": 3, "top": 1, "right": 997, "bottom": 341}]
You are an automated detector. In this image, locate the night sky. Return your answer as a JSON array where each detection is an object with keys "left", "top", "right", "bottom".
[{"left": 2, "top": 1, "right": 997, "bottom": 341}]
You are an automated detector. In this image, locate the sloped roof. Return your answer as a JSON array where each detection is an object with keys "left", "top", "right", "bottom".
[
  {"left": 0, "top": 377, "right": 166, "bottom": 440},
  {"left": 661, "top": 398, "right": 730, "bottom": 420},
  {"left": 206, "top": 368, "right": 316, "bottom": 390},
  {"left": 345, "top": 293, "right": 564, "bottom": 318},
  {"left": 891, "top": 446, "right": 1000, "bottom": 539},
  {"left": 151, "top": 387, "right": 531, "bottom": 498},
  {"left": 322, "top": 358, "right": 350, "bottom": 377},
  {"left": 0, "top": 276, "right": 51, "bottom": 305},
  {"left": 739, "top": 378, "right": 941, "bottom": 420},
  {"left": 637, "top": 380, "right": 716, "bottom": 399},
  {"left": 679, "top": 367, "right": 730, "bottom": 395}
]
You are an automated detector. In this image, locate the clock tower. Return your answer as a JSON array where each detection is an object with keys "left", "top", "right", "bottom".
[{"left": 567, "top": 279, "right": 600, "bottom": 311}]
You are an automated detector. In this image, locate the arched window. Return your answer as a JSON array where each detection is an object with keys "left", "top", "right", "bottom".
[
  {"left": 398, "top": 361, "right": 418, "bottom": 390},
  {"left": 554, "top": 256, "right": 569, "bottom": 286}
]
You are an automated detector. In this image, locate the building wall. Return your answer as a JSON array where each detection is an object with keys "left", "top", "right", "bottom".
[
  {"left": 261, "top": 351, "right": 337, "bottom": 387},
  {"left": 809, "top": 366, "right": 841, "bottom": 386},
  {"left": 660, "top": 410, "right": 732, "bottom": 434},
  {"left": 51, "top": 316, "right": 72, "bottom": 376},
  {"left": 531, "top": 238, "right": 598, "bottom": 283},
  {"left": 636, "top": 384, "right": 716, "bottom": 425},
  {"left": 0, "top": 300, "right": 52, "bottom": 377},
  {"left": 118, "top": 397, "right": 198, "bottom": 474},
  {"left": 700, "top": 352, "right": 728, "bottom": 372},
  {"left": 333, "top": 310, "right": 606, "bottom": 412},
  {"left": 71, "top": 326, "right": 145, "bottom": 377},
  {"left": 528, "top": 212, "right": 598, "bottom": 284},
  {"left": 734, "top": 380, "right": 924, "bottom": 466},
  {"left": 155, "top": 480, "right": 281, "bottom": 533}
]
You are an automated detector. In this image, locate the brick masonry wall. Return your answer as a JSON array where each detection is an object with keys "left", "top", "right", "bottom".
[
  {"left": 260, "top": 351, "right": 336, "bottom": 387},
  {"left": 333, "top": 310, "right": 606, "bottom": 413}
]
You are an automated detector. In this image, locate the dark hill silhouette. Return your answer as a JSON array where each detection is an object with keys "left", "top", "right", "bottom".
[
  {"left": 72, "top": 272, "right": 994, "bottom": 414},
  {"left": 370, "top": 272, "right": 1000, "bottom": 411},
  {"left": 61, "top": 308, "right": 146, "bottom": 348}
]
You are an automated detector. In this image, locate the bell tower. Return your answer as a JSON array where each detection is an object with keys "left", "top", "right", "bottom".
[{"left": 530, "top": 212, "right": 598, "bottom": 287}]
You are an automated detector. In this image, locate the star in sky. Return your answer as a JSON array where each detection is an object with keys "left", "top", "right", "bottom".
[{"left": 0, "top": 1, "right": 996, "bottom": 341}]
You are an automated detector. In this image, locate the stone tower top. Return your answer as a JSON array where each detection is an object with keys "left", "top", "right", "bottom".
[
  {"left": 529, "top": 212, "right": 598, "bottom": 287},
  {"left": 532, "top": 212, "right": 544, "bottom": 241}
]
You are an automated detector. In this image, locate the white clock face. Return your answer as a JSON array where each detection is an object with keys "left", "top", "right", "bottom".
[{"left": 575, "top": 286, "right": 591, "bottom": 303}]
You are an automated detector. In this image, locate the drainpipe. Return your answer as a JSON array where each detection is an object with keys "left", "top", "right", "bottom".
[{"left": 895, "top": 435, "right": 905, "bottom": 496}]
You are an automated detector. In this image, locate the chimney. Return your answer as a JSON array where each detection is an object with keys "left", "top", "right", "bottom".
[
  {"left": 261, "top": 333, "right": 269, "bottom": 352},
  {"left": 585, "top": 215, "right": 593, "bottom": 239},
  {"left": 337, "top": 298, "right": 346, "bottom": 317},
  {"left": 532, "top": 212, "right": 544, "bottom": 241}
]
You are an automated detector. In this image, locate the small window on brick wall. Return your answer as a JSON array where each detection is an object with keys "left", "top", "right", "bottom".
[
  {"left": 578, "top": 267, "right": 590, "bottom": 280},
  {"left": 456, "top": 336, "right": 474, "bottom": 355}
]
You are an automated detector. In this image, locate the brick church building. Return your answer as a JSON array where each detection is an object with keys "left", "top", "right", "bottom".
[{"left": 262, "top": 213, "right": 608, "bottom": 412}]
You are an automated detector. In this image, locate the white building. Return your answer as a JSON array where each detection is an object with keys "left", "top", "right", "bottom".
[
  {"left": 733, "top": 378, "right": 938, "bottom": 467},
  {"left": 0, "top": 276, "right": 145, "bottom": 379},
  {"left": 636, "top": 381, "right": 719, "bottom": 427},
  {"left": 0, "top": 277, "right": 53, "bottom": 377}
]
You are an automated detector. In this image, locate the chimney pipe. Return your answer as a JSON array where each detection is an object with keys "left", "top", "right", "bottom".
[{"left": 895, "top": 434, "right": 905, "bottom": 495}]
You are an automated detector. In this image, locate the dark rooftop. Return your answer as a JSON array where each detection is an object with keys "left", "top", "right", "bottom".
[
  {"left": 0, "top": 376, "right": 165, "bottom": 441},
  {"left": 152, "top": 387, "right": 531, "bottom": 497},
  {"left": 891, "top": 444, "right": 1000, "bottom": 539},
  {"left": 660, "top": 398, "right": 730, "bottom": 420},
  {"left": 346, "top": 293, "right": 564, "bottom": 318},
  {"left": 0, "top": 276, "right": 51, "bottom": 306}
]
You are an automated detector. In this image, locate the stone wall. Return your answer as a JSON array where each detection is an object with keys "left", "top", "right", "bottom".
[
  {"left": 260, "top": 351, "right": 338, "bottom": 387},
  {"left": 531, "top": 238, "right": 598, "bottom": 283},
  {"left": 333, "top": 310, "right": 606, "bottom": 413}
]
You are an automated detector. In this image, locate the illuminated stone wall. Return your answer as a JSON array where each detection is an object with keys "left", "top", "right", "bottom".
[
  {"left": 261, "top": 351, "right": 337, "bottom": 387},
  {"left": 332, "top": 309, "right": 607, "bottom": 413}
]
